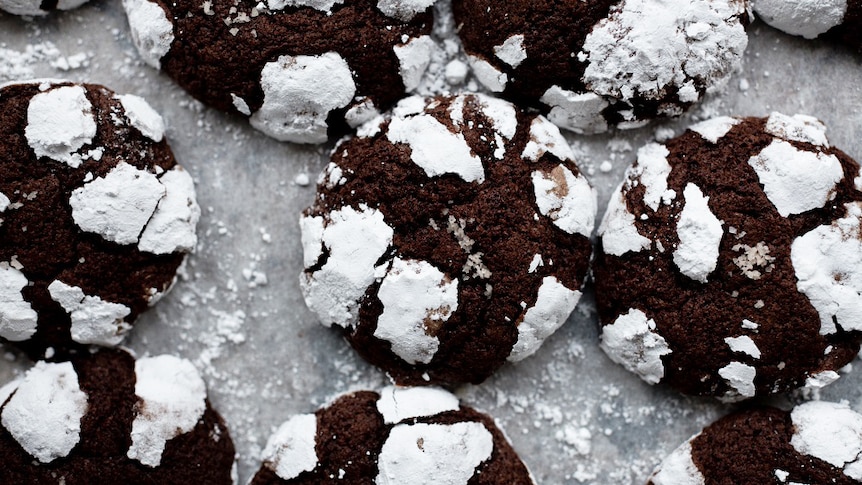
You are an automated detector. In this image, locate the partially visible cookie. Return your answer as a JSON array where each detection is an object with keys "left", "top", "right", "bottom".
[
  {"left": 251, "top": 386, "right": 534, "bottom": 484},
  {"left": 300, "top": 94, "right": 595, "bottom": 385},
  {"left": 0, "top": 80, "right": 200, "bottom": 359},
  {"left": 122, "top": 0, "right": 437, "bottom": 144},
  {"left": 0, "top": 349, "right": 236, "bottom": 483},
  {"left": 453, "top": 0, "right": 751, "bottom": 134},
  {"left": 594, "top": 113, "right": 862, "bottom": 401},
  {"left": 649, "top": 401, "right": 862, "bottom": 484},
  {"left": 754, "top": 0, "right": 862, "bottom": 50},
  {"left": 0, "top": 0, "right": 88, "bottom": 16}
]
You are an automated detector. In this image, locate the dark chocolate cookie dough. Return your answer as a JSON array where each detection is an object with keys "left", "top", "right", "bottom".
[
  {"left": 299, "top": 94, "right": 595, "bottom": 385},
  {"left": 594, "top": 113, "right": 862, "bottom": 401},
  {"left": 754, "top": 0, "right": 862, "bottom": 51},
  {"left": 0, "top": 81, "right": 199, "bottom": 359},
  {"left": 0, "top": 348, "right": 236, "bottom": 484},
  {"left": 649, "top": 402, "right": 862, "bottom": 484},
  {"left": 251, "top": 386, "right": 534, "bottom": 484},
  {"left": 453, "top": 0, "right": 751, "bottom": 134},
  {"left": 123, "top": 0, "right": 437, "bottom": 144}
]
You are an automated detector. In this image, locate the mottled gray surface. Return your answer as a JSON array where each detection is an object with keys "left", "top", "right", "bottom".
[{"left": 1, "top": 2, "right": 861, "bottom": 483}]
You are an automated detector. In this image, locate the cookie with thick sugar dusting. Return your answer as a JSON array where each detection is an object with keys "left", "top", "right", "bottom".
[
  {"left": 649, "top": 401, "right": 862, "bottom": 484},
  {"left": 0, "top": 349, "right": 236, "bottom": 483},
  {"left": 754, "top": 0, "right": 862, "bottom": 51},
  {"left": 251, "top": 386, "right": 534, "bottom": 484},
  {"left": 0, "top": 0, "right": 88, "bottom": 16},
  {"left": 122, "top": 0, "right": 438, "bottom": 144},
  {"left": 453, "top": 0, "right": 751, "bottom": 135},
  {"left": 594, "top": 113, "right": 862, "bottom": 401},
  {"left": 299, "top": 93, "right": 595, "bottom": 385},
  {"left": 0, "top": 80, "right": 200, "bottom": 359}
]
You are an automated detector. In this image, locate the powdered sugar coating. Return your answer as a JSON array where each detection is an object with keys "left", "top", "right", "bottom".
[
  {"left": 0, "top": 0, "right": 87, "bottom": 15},
  {"left": 792, "top": 202, "right": 862, "bottom": 335},
  {"left": 0, "top": 265, "right": 38, "bottom": 342},
  {"left": 250, "top": 53, "right": 356, "bottom": 144},
  {"left": 494, "top": 34, "right": 527, "bottom": 68},
  {"left": 127, "top": 355, "right": 207, "bottom": 467},
  {"left": 117, "top": 93, "right": 165, "bottom": 142},
  {"left": 540, "top": 87, "right": 609, "bottom": 135},
  {"left": 0, "top": 361, "right": 87, "bottom": 463},
  {"left": 673, "top": 183, "right": 723, "bottom": 283},
  {"left": 598, "top": 185, "right": 652, "bottom": 257},
  {"left": 267, "top": 0, "right": 343, "bottom": 12},
  {"left": 718, "top": 361, "right": 757, "bottom": 401},
  {"left": 600, "top": 308, "right": 671, "bottom": 384},
  {"left": 300, "top": 205, "right": 394, "bottom": 328},
  {"left": 764, "top": 112, "right": 830, "bottom": 147},
  {"left": 376, "top": 386, "right": 460, "bottom": 424},
  {"left": 532, "top": 165, "right": 596, "bottom": 237},
  {"left": 138, "top": 167, "right": 201, "bottom": 255},
  {"left": 690, "top": 116, "right": 741, "bottom": 143},
  {"left": 790, "top": 401, "right": 862, "bottom": 477},
  {"left": 26, "top": 85, "right": 96, "bottom": 168},
  {"left": 754, "top": 0, "right": 848, "bottom": 39},
  {"left": 374, "top": 258, "right": 458, "bottom": 365},
  {"left": 466, "top": 55, "right": 507, "bottom": 93},
  {"left": 522, "top": 115, "right": 575, "bottom": 162},
  {"left": 261, "top": 414, "right": 319, "bottom": 480},
  {"left": 394, "top": 36, "right": 435, "bottom": 92},
  {"left": 631, "top": 143, "right": 675, "bottom": 212},
  {"left": 376, "top": 0, "right": 436, "bottom": 21},
  {"left": 123, "top": 0, "right": 174, "bottom": 69},
  {"left": 509, "top": 276, "right": 581, "bottom": 362},
  {"left": 376, "top": 421, "right": 494, "bottom": 485},
  {"left": 48, "top": 280, "right": 132, "bottom": 346},
  {"left": 649, "top": 439, "right": 706, "bottom": 485},
  {"left": 725, "top": 335, "right": 761, "bottom": 358}
]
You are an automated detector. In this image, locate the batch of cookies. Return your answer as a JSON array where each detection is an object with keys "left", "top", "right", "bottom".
[{"left": 0, "top": 0, "right": 860, "bottom": 483}]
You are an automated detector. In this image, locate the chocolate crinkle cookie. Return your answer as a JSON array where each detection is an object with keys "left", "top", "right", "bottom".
[
  {"left": 0, "top": 0, "right": 87, "bottom": 16},
  {"left": 453, "top": 0, "right": 751, "bottom": 135},
  {"left": 754, "top": 0, "right": 862, "bottom": 51},
  {"left": 251, "top": 386, "right": 534, "bottom": 485},
  {"left": 0, "top": 349, "right": 237, "bottom": 483},
  {"left": 122, "top": 0, "right": 438, "bottom": 144},
  {"left": 0, "top": 81, "right": 199, "bottom": 359},
  {"left": 299, "top": 94, "right": 595, "bottom": 385},
  {"left": 649, "top": 401, "right": 862, "bottom": 484},
  {"left": 594, "top": 113, "right": 862, "bottom": 401}
]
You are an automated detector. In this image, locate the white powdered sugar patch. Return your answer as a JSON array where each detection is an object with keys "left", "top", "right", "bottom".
[
  {"left": 1, "top": 0, "right": 87, "bottom": 15},
  {"left": 648, "top": 439, "right": 706, "bottom": 485},
  {"left": 0, "top": 361, "right": 87, "bottom": 464},
  {"left": 117, "top": 94, "right": 165, "bottom": 142},
  {"left": 532, "top": 165, "right": 596, "bottom": 237},
  {"left": 394, "top": 36, "right": 435, "bottom": 92},
  {"left": 345, "top": 98, "right": 380, "bottom": 129},
  {"left": 747, "top": 140, "right": 843, "bottom": 217},
  {"left": 26, "top": 85, "right": 96, "bottom": 168},
  {"left": 600, "top": 308, "right": 671, "bottom": 385},
  {"left": 724, "top": 335, "right": 761, "bottom": 359},
  {"left": 138, "top": 167, "right": 201, "bottom": 255},
  {"left": 467, "top": 55, "right": 507, "bottom": 93},
  {"left": 791, "top": 202, "right": 862, "bottom": 335},
  {"left": 374, "top": 258, "right": 458, "bottom": 365},
  {"left": 376, "top": 421, "right": 493, "bottom": 485},
  {"left": 47, "top": 280, "right": 131, "bottom": 346},
  {"left": 123, "top": 0, "right": 175, "bottom": 69},
  {"left": 0, "top": 265, "right": 38, "bottom": 342},
  {"left": 387, "top": 105, "right": 485, "bottom": 183},
  {"left": 473, "top": 94, "right": 517, "bottom": 140},
  {"left": 673, "top": 184, "right": 723, "bottom": 283},
  {"left": 764, "top": 112, "right": 830, "bottom": 147},
  {"left": 754, "top": 0, "right": 848, "bottom": 39},
  {"left": 805, "top": 370, "right": 841, "bottom": 390},
  {"left": 250, "top": 52, "right": 356, "bottom": 144},
  {"left": 540, "top": 87, "right": 609, "bottom": 135},
  {"left": 494, "top": 34, "right": 527, "bottom": 68},
  {"left": 300, "top": 205, "right": 394, "bottom": 328},
  {"left": 127, "top": 355, "right": 207, "bottom": 467},
  {"left": 267, "top": 0, "right": 343, "bottom": 13},
  {"left": 70, "top": 161, "right": 165, "bottom": 246},
  {"left": 376, "top": 386, "right": 460, "bottom": 424},
  {"left": 522, "top": 116, "right": 575, "bottom": 162},
  {"left": 231, "top": 94, "right": 252, "bottom": 116},
  {"left": 631, "top": 143, "right": 675, "bottom": 212},
  {"left": 718, "top": 361, "right": 756, "bottom": 401},
  {"left": 599, "top": 184, "right": 652, "bottom": 257},
  {"left": 580, "top": 0, "right": 748, "bottom": 106},
  {"left": 509, "top": 277, "right": 581, "bottom": 362},
  {"left": 790, "top": 401, "right": 862, "bottom": 479},
  {"left": 376, "top": 0, "right": 435, "bottom": 21},
  {"left": 689, "top": 116, "right": 740, "bottom": 143},
  {"left": 262, "top": 414, "right": 319, "bottom": 480}
]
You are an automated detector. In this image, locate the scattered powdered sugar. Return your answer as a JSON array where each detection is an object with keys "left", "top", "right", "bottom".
[
  {"left": 47, "top": 280, "right": 132, "bottom": 346},
  {"left": 26, "top": 84, "right": 97, "bottom": 168},
  {"left": 689, "top": 116, "right": 740, "bottom": 143},
  {"left": 261, "top": 413, "right": 318, "bottom": 480},
  {"left": 531, "top": 165, "right": 597, "bottom": 237},
  {"left": 600, "top": 308, "right": 671, "bottom": 385},
  {"left": 123, "top": 0, "right": 175, "bottom": 69},
  {"left": 790, "top": 401, "right": 862, "bottom": 479},
  {"left": 0, "top": 265, "right": 38, "bottom": 342},
  {"left": 117, "top": 93, "right": 165, "bottom": 142},
  {"left": 648, "top": 439, "right": 705, "bottom": 485},
  {"left": 394, "top": 36, "right": 435, "bottom": 92},
  {"left": 717, "top": 361, "right": 756, "bottom": 401},
  {"left": 376, "top": 386, "right": 460, "bottom": 424},
  {"left": 754, "top": 0, "right": 848, "bottom": 39},
  {"left": 509, "top": 277, "right": 581, "bottom": 362},
  {"left": 673, "top": 184, "right": 723, "bottom": 283}
]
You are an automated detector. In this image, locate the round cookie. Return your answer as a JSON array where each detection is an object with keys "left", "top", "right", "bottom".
[
  {"left": 0, "top": 80, "right": 200, "bottom": 359},
  {"left": 299, "top": 93, "right": 595, "bottom": 385},
  {"left": 251, "top": 386, "right": 534, "bottom": 484},
  {"left": 452, "top": 0, "right": 751, "bottom": 135},
  {"left": 594, "top": 113, "right": 862, "bottom": 401},
  {"left": 122, "top": 0, "right": 437, "bottom": 144},
  {"left": 754, "top": 0, "right": 862, "bottom": 51},
  {"left": 649, "top": 401, "right": 862, "bottom": 484},
  {"left": 0, "top": 349, "right": 236, "bottom": 483},
  {"left": 0, "top": 0, "right": 87, "bottom": 16}
]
